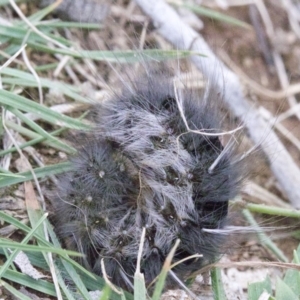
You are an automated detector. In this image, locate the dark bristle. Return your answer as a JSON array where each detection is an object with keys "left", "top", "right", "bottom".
[{"left": 50, "top": 61, "right": 248, "bottom": 291}]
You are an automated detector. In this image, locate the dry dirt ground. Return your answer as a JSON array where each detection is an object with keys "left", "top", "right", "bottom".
[{"left": 1, "top": 0, "right": 300, "bottom": 299}]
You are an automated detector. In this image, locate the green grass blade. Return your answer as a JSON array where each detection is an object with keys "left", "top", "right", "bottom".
[
  {"left": 23, "top": 43, "right": 202, "bottom": 62},
  {"left": 0, "top": 109, "right": 87, "bottom": 157},
  {"left": 0, "top": 162, "right": 72, "bottom": 189},
  {"left": 38, "top": 21, "right": 102, "bottom": 29},
  {"left": 1, "top": 44, "right": 22, "bottom": 58},
  {"left": 134, "top": 273, "right": 147, "bottom": 300},
  {"left": 0, "top": 212, "right": 96, "bottom": 280},
  {"left": 27, "top": 0, "right": 64, "bottom": 23},
  {"left": 248, "top": 276, "right": 272, "bottom": 300},
  {"left": 0, "top": 0, "right": 27, "bottom": 6},
  {"left": 0, "top": 167, "right": 12, "bottom": 174},
  {"left": 34, "top": 62, "right": 60, "bottom": 71},
  {"left": 53, "top": 268, "right": 77, "bottom": 300},
  {"left": 0, "top": 239, "right": 83, "bottom": 257},
  {"left": 0, "top": 126, "right": 67, "bottom": 157},
  {"left": 211, "top": 267, "right": 227, "bottom": 300},
  {"left": 5, "top": 119, "right": 48, "bottom": 139},
  {"left": 134, "top": 228, "right": 147, "bottom": 300},
  {"left": 46, "top": 220, "right": 92, "bottom": 300},
  {"left": 3, "top": 269, "right": 56, "bottom": 296},
  {"left": 23, "top": 181, "right": 70, "bottom": 299},
  {"left": 243, "top": 209, "right": 289, "bottom": 262},
  {"left": 4, "top": 119, "right": 73, "bottom": 153},
  {"left": 152, "top": 239, "right": 180, "bottom": 300},
  {"left": 0, "top": 280, "right": 32, "bottom": 300},
  {"left": 0, "top": 213, "right": 48, "bottom": 278},
  {"left": 0, "top": 89, "right": 89, "bottom": 130},
  {"left": 2, "top": 77, "right": 91, "bottom": 103},
  {"left": 0, "top": 24, "right": 72, "bottom": 46},
  {"left": 283, "top": 245, "right": 300, "bottom": 296},
  {"left": 0, "top": 211, "right": 38, "bottom": 235},
  {"left": 0, "top": 172, "right": 24, "bottom": 178},
  {"left": 276, "top": 277, "right": 298, "bottom": 300},
  {"left": 151, "top": 266, "right": 169, "bottom": 299},
  {"left": 246, "top": 203, "right": 300, "bottom": 218},
  {"left": 99, "top": 285, "right": 112, "bottom": 300},
  {"left": 6, "top": 107, "right": 76, "bottom": 154},
  {"left": 181, "top": 3, "right": 251, "bottom": 29}
]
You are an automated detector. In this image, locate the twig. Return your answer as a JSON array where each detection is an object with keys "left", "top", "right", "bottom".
[
  {"left": 249, "top": 4, "right": 274, "bottom": 68},
  {"left": 134, "top": 0, "right": 300, "bottom": 208},
  {"left": 0, "top": 44, "right": 26, "bottom": 73},
  {"left": 100, "top": 259, "right": 124, "bottom": 295},
  {"left": 22, "top": 48, "right": 43, "bottom": 105},
  {"left": 254, "top": 0, "right": 300, "bottom": 120},
  {"left": 282, "top": 0, "right": 300, "bottom": 40}
]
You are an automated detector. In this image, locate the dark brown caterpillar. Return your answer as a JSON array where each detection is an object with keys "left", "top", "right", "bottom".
[{"left": 50, "top": 61, "right": 247, "bottom": 291}]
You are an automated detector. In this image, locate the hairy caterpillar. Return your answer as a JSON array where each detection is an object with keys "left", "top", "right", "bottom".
[
  {"left": 0, "top": 1, "right": 296, "bottom": 299},
  {"left": 50, "top": 59, "right": 249, "bottom": 291},
  {"left": 43, "top": 0, "right": 300, "bottom": 295}
]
